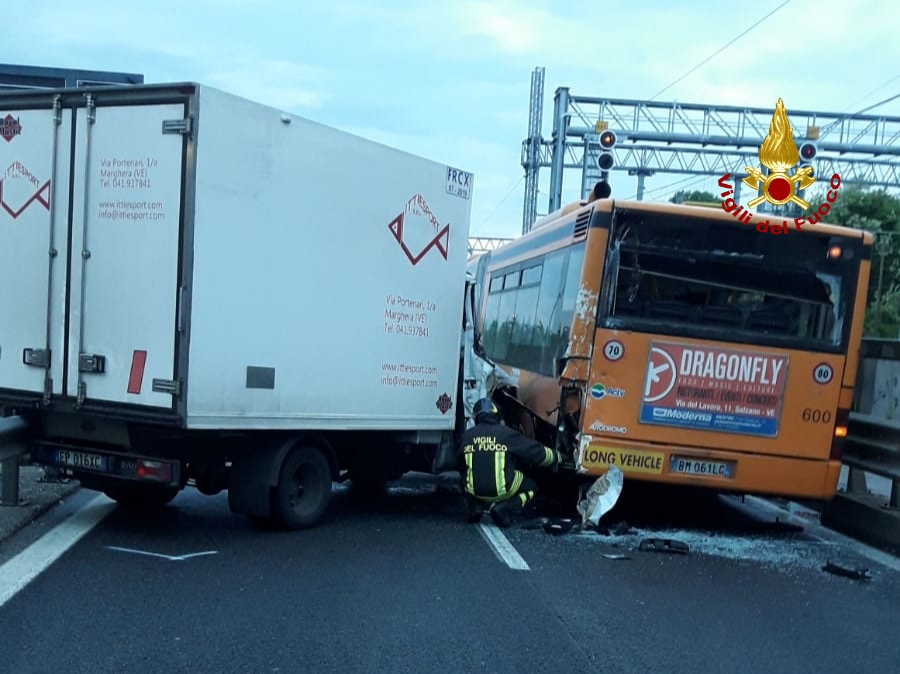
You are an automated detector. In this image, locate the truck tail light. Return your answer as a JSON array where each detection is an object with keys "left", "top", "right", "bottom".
[{"left": 134, "top": 460, "right": 172, "bottom": 483}]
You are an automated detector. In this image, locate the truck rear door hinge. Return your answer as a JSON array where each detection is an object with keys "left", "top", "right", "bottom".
[
  {"left": 162, "top": 117, "right": 192, "bottom": 136},
  {"left": 152, "top": 379, "right": 182, "bottom": 396}
]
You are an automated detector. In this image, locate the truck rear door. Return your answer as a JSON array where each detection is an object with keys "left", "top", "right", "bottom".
[
  {"left": 0, "top": 103, "right": 71, "bottom": 402},
  {"left": 66, "top": 99, "right": 186, "bottom": 410}
]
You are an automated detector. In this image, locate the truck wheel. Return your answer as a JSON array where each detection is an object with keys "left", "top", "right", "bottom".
[
  {"left": 273, "top": 445, "right": 332, "bottom": 529},
  {"left": 104, "top": 484, "right": 181, "bottom": 510}
]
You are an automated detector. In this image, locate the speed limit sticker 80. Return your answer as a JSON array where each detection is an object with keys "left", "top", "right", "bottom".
[
  {"left": 812, "top": 363, "right": 834, "bottom": 385},
  {"left": 603, "top": 339, "right": 625, "bottom": 362}
]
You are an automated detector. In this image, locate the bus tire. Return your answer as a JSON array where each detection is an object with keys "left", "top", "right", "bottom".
[{"left": 272, "top": 445, "right": 332, "bottom": 530}]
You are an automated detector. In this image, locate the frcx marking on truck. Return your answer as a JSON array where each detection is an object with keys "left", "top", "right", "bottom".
[{"left": 446, "top": 166, "right": 473, "bottom": 200}]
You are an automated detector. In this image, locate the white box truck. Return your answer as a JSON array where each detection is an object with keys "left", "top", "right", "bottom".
[{"left": 0, "top": 82, "right": 495, "bottom": 528}]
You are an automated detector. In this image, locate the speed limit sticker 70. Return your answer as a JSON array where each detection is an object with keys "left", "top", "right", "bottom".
[{"left": 603, "top": 339, "right": 625, "bottom": 362}]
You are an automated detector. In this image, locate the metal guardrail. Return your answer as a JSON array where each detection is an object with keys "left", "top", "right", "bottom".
[
  {"left": 843, "top": 412, "right": 900, "bottom": 508},
  {"left": 0, "top": 415, "right": 28, "bottom": 506},
  {"left": 844, "top": 337, "right": 900, "bottom": 512}
]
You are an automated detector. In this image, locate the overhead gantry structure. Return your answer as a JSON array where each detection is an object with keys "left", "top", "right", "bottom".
[{"left": 520, "top": 67, "right": 900, "bottom": 233}]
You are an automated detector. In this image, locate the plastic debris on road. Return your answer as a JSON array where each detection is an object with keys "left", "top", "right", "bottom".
[
  {"left": 638, "top": 537, "right": 690, "bottom": 555},
  {"left": 576, "top": 465, "right": 624, "bottom": 528},
  {"left": 822, "top": 560, "right": 872, "bottom": 581},
  {"left": 542, "top": 518, "right": 576, "bottom": 535}
]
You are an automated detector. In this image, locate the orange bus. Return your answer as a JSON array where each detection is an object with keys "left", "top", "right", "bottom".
[{"left": 470, "top": 184, "right": 873, "bottom": 500}]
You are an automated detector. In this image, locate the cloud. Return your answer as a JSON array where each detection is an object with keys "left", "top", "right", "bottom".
[
  {"left": 333, "top": 123, "right": 525, "bottom": 234},
  {"left": 2, "top": 0, "right": 895, "bottom": 240},
  {"left": 204, "top": 59, "right": 330, "bottom": 110},
  {"left": 10, "top": 4, "right": 203, "bottom": 59},
  {"left": 450, "top": 0, "right": 579, "bottom": 55}
]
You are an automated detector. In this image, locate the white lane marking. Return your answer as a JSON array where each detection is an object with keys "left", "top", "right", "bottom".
[
  {"left": 105, "top": 546, "right": 218, "bottom": 561},
  {"left": 477, "top": 523, "right": 530, "bottom": 571},
  {"left": 0, "top": 493, "right": 116, "bottom": 609},
  {"left": 742, "top": 495, "right": 900, "bottom": 574}
]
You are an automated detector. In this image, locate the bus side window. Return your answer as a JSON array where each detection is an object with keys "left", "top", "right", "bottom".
[
  {"left": 542, "top": 242, "right": 586, "bottom": 375},
  {"left": 507, "top": 265, "right": 542, "bottom": 366},
  {"left": 532, "top": 250, "right": 568, "bottom": 376}
]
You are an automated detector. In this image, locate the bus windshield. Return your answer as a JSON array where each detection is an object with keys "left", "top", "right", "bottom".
[{"left": 599, "top": 207, "right": 862, "bottom": 354}]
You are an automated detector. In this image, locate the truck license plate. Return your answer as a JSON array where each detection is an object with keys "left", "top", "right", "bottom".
[
  {"left": 56, "top": 450, "right": 107, "bottom": 472},
  {"left": 669, "top": 456, "right": 734, "bottom": 479}
]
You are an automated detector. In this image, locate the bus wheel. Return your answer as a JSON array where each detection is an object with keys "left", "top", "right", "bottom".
[
  {"left": 104, "top": 484, "right": 181, "bottom": 510},
  {"left": 273, "top": 445, "right": 332, "bottom": 530}
]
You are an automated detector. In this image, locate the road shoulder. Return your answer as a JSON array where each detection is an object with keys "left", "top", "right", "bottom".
[{"left": 0, "top": 465, "right": 81, "bottom": 544}]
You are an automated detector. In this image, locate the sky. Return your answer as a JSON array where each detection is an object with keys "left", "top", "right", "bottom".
[{"left": 4, "top": 0, "right": 900, "bottom": 241}]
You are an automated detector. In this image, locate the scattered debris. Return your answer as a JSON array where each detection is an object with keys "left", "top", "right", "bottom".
[
  {"left": 576, "top": 466, "right": 624, "bottom": 528},
  {"left": 542, "top": 518, "right": 576, "bottom": 535},
  {"left": 822, "top": 561, "right": 872, "bottom": 581},
  {"left": 638, "top": 537, "right": 690, "bottom": 555},
  {"left": 787, "top": 501, "right": 822, "bottom": 526},
  {"left": 745, "top": 518, "right": 805, "bottom": 534},
  {"left": 594, "top": 521, "right": 636, "bottom": 537}
]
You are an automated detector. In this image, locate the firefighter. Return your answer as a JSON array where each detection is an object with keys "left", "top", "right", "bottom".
[{"left": 459, "top": 397, "right": 564, "bottom": 528}]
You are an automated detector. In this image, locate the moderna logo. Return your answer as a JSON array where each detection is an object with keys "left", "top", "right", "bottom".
[
  {"left": 718, "top": 98, "right": 842, "bottom": 236},
  {"left": 643, "top": 346, "right": 677, "bottom": 403},
  {"left": 652, "top": 408, "right": 712, "bottom": 423}
]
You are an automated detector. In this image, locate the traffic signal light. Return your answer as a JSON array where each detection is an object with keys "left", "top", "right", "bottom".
[
  {"left": 597, "top": 152, "right": 614, "bottom": 171},
  {"left": 799, "top": 141, "right": 817, "bottom": 162},
  {"left": 599, "top": 130, "right": 617, "bottom": 149},
  {"left": 597, "top": 130, "right": 616, "bottom": 171}
]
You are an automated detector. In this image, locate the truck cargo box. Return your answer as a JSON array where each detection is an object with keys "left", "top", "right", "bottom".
[{"left": 0, "top": 83, "right": 474, "bottom": 432}]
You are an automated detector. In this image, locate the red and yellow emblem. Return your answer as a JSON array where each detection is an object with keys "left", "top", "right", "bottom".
[{"left": 742, "top": 98, "right": 817, "bottom": 210}]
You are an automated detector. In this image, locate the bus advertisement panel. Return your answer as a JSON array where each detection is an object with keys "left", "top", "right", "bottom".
[{"left": 638, "top": 341, "right": 789, "bottom": 439}]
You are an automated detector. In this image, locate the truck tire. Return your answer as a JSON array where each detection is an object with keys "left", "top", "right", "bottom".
[
  {"left": 104, "top": 484, "right": 181, "bottom": 510},
  {"left": 273, "top": 445, "right": 332, "bottom": 529}
]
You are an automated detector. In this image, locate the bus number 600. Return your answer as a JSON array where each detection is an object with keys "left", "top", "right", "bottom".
[{"left": 802, "top": 408, "right": 832, "bottom": 424}]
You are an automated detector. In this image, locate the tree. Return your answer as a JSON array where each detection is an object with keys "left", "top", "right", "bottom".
[
  {"left": 669, "top": 189, "right": 717, "bottom": 204},
  {"left": 805, "top": 184, "right": 900, "bottom": 337}
]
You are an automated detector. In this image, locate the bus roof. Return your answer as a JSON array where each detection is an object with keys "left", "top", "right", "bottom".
[{"left": 530, "top": 197, "right": 874, "bottom": 246}]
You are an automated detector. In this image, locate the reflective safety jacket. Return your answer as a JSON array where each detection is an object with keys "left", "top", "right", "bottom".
[{"left": 458, "top": 420, "right": 560, "bottom": 502}]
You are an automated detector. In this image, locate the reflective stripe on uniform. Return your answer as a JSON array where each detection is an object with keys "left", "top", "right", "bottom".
[
  {"left": 509, "top": 470, "right": 524, "bottom": 497},
  {"left": 494, "top": 452, "right": 506, "bottom": 498},
  {"left": 539, "top": 446, "right": 556, "bottom": 467}
]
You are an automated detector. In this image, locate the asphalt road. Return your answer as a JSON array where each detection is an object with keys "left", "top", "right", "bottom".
[{"left": 0, "top": 475, "right": 898, "bottom": 674}]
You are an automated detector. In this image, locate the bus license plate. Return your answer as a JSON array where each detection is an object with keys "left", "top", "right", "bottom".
[
  {"left": 56, "top": 450, "right": 107, "bottom": 472},
  {"left": 670, "top": 456, "right": 734, "bottom": 479}
]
